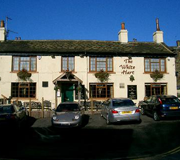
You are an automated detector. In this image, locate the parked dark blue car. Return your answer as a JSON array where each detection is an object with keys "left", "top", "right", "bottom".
[{"left": 139, "top": 95, "right": 180, "bottom": 121}]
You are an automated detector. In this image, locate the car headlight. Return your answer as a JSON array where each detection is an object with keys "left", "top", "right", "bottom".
[
  {"left": 53, "top": 116, "right": 58, "bottom": 121},
  {"left": 74, "top": 115, "right": 80, "bottom": 120}
]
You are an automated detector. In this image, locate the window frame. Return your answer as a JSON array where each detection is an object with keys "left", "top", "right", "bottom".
[
  {"left": 89, "top": 57, "right": 113, "bottom": 72},
  {"left": 12, "top": 56, "right": 37, "bottom": 72},
  {"left": 145, "top": 83, "right": 167, "bottom": 97},
  {"left": 11, "top": 82, "right": 36, "bottom": 98},
  {"left": 144, "top": 58, "right": 166, "bottom": 73},
  {"left": 89, "top": 83, "right": 114, "bottom": 99},
  {"left": 61, "top": 57, "right": 75, "bottom": 72}
]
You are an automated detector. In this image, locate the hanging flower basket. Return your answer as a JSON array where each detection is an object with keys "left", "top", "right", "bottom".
[
  {"left": 150, "top": 70, "right": 163, "bottom": 82},
  {"left": 94, "top": 69, "right": 110, "bottom": 83},
  {"left": 17, "top": 69, "right": 32, "bottom": 81}
]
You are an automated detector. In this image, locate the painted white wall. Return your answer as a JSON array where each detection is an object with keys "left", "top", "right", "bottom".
[{"left": 0, "top": 55, "right": 177, "bottom": 107}]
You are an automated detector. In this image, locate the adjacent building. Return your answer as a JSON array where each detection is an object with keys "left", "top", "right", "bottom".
[{"left": 0, "top": 19, "right": 177, "bottom": 108}]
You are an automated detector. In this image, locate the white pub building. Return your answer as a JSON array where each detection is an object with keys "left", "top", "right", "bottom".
[{"left": 0, "top": 19, "right": 177, "bottom": 108}]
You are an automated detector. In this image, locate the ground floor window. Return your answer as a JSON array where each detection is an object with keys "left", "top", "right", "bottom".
[
  {"left": 145, "top": 83, "right": 167, "bottom": 97},
  {"left": 11, "top": 82, "right": 36, "bottom": 98},
  {"left": 89, "top": 83, "right": 113, "bottom": 98}
]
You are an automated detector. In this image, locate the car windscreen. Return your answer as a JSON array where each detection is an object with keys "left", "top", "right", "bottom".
[
  {"left": 0, "top": 105, "right": 15, "bottom": 114},
  {"left": 56, "top": 104, "right": 80, "bottom": 112},
  {"left": 113, "top": 100, "right": 135, "bottom": 107},
  {"left": 161, "top": 97, "right": 180, "bottom": 104}
]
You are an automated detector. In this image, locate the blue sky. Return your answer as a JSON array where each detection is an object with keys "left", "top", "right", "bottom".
[{"left": 0, "top": 0, "right": 180, "bottom": 46}]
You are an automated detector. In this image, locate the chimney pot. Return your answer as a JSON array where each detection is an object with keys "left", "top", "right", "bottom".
[
  {"left": 156, "top": 18, "right": 160, "bottom": 31},
  {"left": 133, "top": 38, "right": 137, "bottom": 42},
  {"left": 153, "top": 18, "right": 163, "bottom": 43},
  {"left": 18, "top": 37, "right": 21, "bottom": 40},
  {"left": 121, "top": 22, "right": 125, "bottom": 30},
  {"left": 1, "top": 20, "right": 5, "bottom": 27}
]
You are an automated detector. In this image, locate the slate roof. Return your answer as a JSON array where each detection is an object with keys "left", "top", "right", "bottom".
[{"left": 0, "top": 40, "right": 175, "bottom": 56}]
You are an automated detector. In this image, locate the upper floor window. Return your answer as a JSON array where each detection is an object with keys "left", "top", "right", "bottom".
[
  {"left": 144, "top": 58, "right": 166, "bottom": 73},
  {"left": 12, "top": 56, "right": 37, "bottom": 72},
  {"left": 90, "top": 57, "right": 113, "bottom": 72},
  {"left": 61, "top": 57, "right": 75, "bottom": 71}
]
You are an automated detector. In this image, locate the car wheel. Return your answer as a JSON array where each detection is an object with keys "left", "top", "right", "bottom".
[
  {"left": 153, "top": 112, "right": 160, "bottom": 121},
  {"left": 106, "top": 115, "right": 110, "bottom": 125},
  {"left": 140, "top": 107, "right": 145, "bottom": 115}
]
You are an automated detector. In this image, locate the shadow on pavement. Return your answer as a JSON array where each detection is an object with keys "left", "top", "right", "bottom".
[
  {"left": 0, "top": 127, "right": 134, "bottom": 160},
  {"left": 81, "top": 114, "right": 90, "bottom": 127},
  {"left": 26, "top": 116, "right": 37, "bottom": 127}
]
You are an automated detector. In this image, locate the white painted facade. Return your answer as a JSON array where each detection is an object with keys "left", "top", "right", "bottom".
[{"left": 0, "top": 55, "right": 177, "bottom": 108}]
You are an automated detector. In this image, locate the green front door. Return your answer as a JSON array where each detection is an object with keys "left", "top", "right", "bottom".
[{"left": 61, "top": 83, "right": 74, "bottom": 102}]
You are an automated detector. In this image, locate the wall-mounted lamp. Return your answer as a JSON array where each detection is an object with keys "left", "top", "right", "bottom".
[
  {"left": 37, "top": 56, "right": 42, "bottom": 60},
  {"left": 79, "top": 54, "right": 84, "bottom": 58},
  {"left": 128, "top": 55, "right": 132, "bottom": 59}
]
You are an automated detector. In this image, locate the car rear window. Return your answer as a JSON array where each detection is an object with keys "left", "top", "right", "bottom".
[
  {"left": 56, "top": 104, "right": 80, "bottom": 112},
  {"left": 113, "top": 100, "right": 135, "bottom": 107},
  {"left": 0, "top": 105, "right": 15, "bottom": 114},
  {"left": 161, "top": 97, "right": 180, "bottom": 104}
]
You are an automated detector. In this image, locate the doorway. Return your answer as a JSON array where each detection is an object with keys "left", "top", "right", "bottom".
[{"left": 61, "top": 83, "right": 74, "bottom": 102}]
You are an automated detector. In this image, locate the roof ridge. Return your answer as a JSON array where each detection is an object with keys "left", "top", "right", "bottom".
[
  {"left": 159, "top": 43, "right": 174, "bottom": 54},
  {"left": 5, "top": 39, "right": 119, "bottom": 43}
]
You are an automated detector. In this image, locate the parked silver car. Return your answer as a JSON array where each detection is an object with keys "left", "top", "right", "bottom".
[
  {"left": 52, "top": 102, "right": 83, "bottom": 128},
  {"left": 0, "top": 104, "right": 27, "bottom": 128},
  {"left": 101, "top": 98, "right": 140, "bottom": 124}
]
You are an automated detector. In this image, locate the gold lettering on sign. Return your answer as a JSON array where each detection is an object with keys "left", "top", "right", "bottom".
[{"left": 119, "top": 59, "right": 135, "bottom": 75}]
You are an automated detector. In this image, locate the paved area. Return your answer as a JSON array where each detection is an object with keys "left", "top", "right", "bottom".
[
  {"left": 1, "top": 113, "right": 180, "bottom": 160},
  {"left": 30, "top": 113, "right": 180, "bottom": 159}
]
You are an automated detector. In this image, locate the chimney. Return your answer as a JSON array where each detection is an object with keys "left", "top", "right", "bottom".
[
  {"left": 177, "top": 40, "right": 180, "bottom": 47},
  {"left": 118, "top": 22, "right": 128, "bottom": 43},
  {"left": 153, "top": 18, "right": 163, "bottom": 43},
  {"left": 0, "top": 20, "right": 6, "bottom": 41}
]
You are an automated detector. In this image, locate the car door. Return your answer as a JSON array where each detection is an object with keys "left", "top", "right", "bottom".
[
  {"left": 104, "top": 99, "right": 111, "bottom": 116},
  {"left": 142, "top": 96, "right": 151, "bottom": 115},
  {"left": 101, "top": 101, "right": 106, "bottom": 117},
  {"left": 148, "top": 96, "right": 157, "bottom": 116}
]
